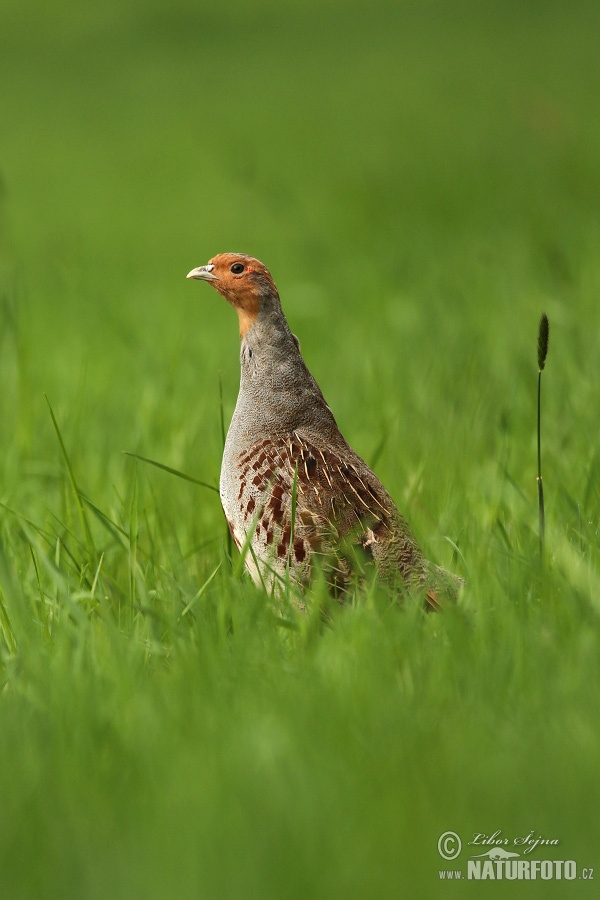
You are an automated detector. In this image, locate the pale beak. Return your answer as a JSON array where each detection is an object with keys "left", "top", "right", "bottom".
[{"left": 186, "top": 264, "right": 217, "bottom": 281}]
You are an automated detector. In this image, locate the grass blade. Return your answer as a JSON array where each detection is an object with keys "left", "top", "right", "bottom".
[
  {"left": 129, "top": 459, "right": 139, "bottom": 608},
  {"left": 218, "top": 374, "right": 232, "bottom": 558},
  {"left": 180, "top": 561, "right": 223, "bottom": 618},
  {"left": 123, "top": 452, "right": 219, "bottom": 493},
  {"left": 45, "top": 395, "right": 96, "bottom": 561}
]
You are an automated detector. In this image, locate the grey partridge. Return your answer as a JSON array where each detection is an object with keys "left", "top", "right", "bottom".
[{"left": 187, "top": 253, "right": 463, "bottom": 609}]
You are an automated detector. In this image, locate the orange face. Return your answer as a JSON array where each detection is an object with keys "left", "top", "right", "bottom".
[{"left": 187, "top": 253, "right": 278, "bottom": 337}]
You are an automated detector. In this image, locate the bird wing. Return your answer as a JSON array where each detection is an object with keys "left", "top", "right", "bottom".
[
  {"left": 236, "top": 430, "right": 435, "bottom": 606},
  {"left": 287, "top": 431, "right": 430, "bottom": 598}
]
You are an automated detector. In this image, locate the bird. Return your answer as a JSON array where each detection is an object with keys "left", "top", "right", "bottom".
[{"left": 187, "top": 253, "right": 463, "bottom": 609}]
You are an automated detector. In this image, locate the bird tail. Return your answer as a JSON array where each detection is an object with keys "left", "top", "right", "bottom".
[{"left": 423, "top": 564, "right": 464, "bottom": 612}]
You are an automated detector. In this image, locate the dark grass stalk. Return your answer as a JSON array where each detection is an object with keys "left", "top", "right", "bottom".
[{"left": 537, "top": 313, "right": 550, "bottom": 558}]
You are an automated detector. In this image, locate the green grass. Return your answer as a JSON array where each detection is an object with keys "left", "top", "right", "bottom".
[{"left": 1, "top": 1, "right": 600, "bottom": 896}]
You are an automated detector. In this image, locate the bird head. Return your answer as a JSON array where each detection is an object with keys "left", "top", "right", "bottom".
[{"left": 187, "top": 253, "right": 279, "bottom": 337}]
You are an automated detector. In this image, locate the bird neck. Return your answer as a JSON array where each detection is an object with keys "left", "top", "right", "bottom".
[
  {"left": 239, "top": 307, "right": 304, "bottom": 394},
  {"left": 232, "top": 307, "right": 336, "bottom": 438}
]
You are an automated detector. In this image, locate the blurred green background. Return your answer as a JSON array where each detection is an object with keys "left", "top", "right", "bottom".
[{"left": 1, "top": 1, "right": 599, "bottom": 897}]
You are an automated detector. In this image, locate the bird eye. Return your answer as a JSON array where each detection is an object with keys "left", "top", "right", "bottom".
[{"left": 230, "top": 262, "right": 245, "bottom": 275}]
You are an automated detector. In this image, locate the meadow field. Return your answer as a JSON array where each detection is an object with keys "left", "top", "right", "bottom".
[{"left": 1, "top": 0, "right": 599, "bottom": 896}]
